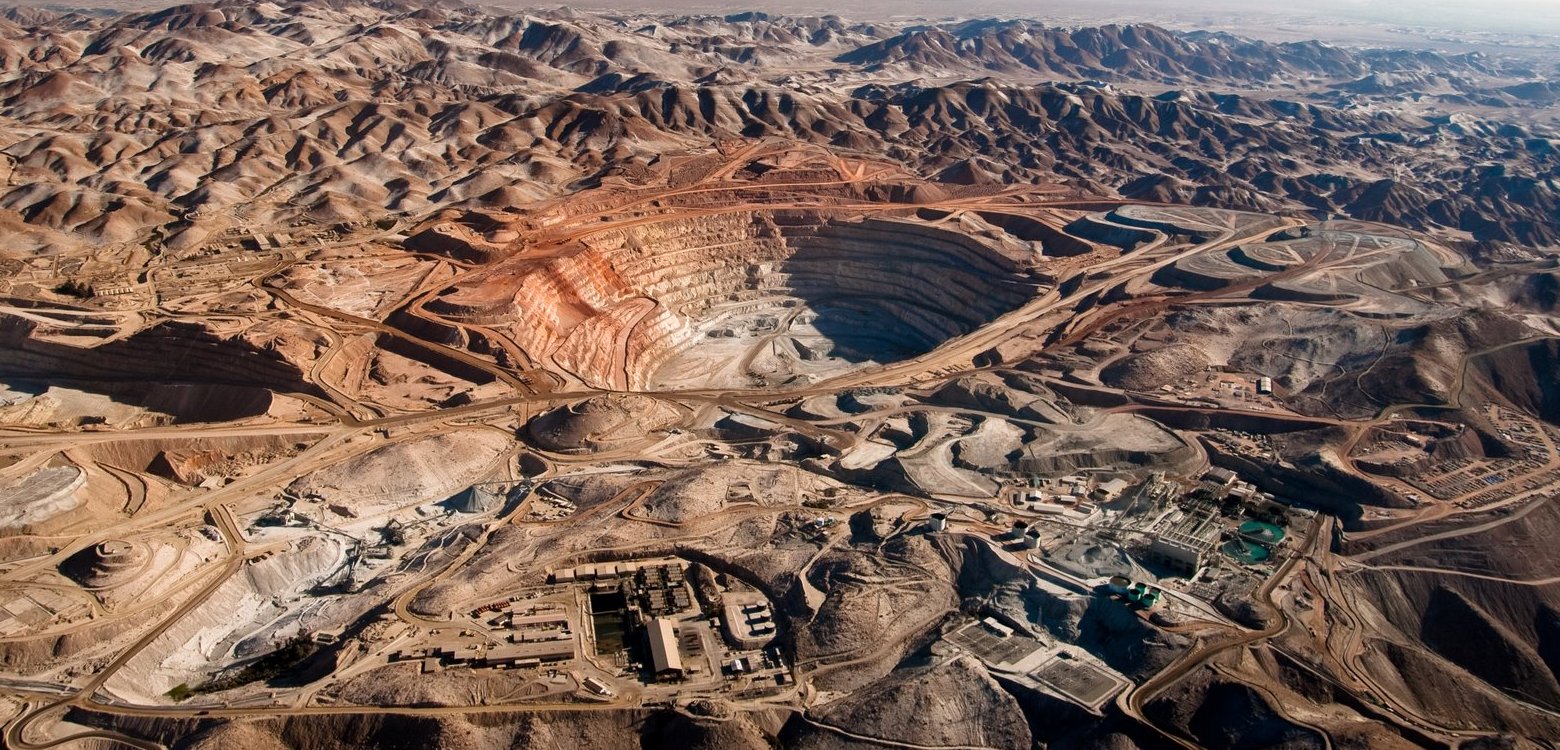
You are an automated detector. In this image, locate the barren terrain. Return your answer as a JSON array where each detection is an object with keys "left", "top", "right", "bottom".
[{"left": 0, "top": 2, "right": 1557, "bottom": 749}]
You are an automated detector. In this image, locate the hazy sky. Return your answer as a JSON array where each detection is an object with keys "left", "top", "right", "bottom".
[
  {"left": 556, "top": 0, "right": 1560, "bottom": 38},
  {"left": 1116, "top": 0, "right": 1560, "bottom": 34}
]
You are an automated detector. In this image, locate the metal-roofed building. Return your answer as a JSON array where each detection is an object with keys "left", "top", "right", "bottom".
[
  {"left": 647, "top": 617, "right": 684, "bottom": 680},
  {"left": 1148, "top": 510, "right": 1221, "bottom": 576}
]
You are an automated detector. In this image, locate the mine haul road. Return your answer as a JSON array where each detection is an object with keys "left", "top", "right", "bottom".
[
  {"left": 0, "top": 176, "right": 1447, "bottom": 750},
  {"left": 1118, "top": 514, "right": 1326, "bottom": 749}
]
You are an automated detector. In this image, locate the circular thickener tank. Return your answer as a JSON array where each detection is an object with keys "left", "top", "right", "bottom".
[
  {"left": 1238, "top": 520, "right": 1286, "bottom": 544},
  {"left": 1222, "top": 539, "right": 1270, "bottom": 564}
]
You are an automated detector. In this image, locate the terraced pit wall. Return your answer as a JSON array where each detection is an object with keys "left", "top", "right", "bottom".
[{"left": 422, "top": 211, "right": 1039, "bottom": 389}]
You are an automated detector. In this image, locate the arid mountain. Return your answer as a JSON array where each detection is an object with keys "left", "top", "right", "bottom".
[
  {"left": 0, "top": 0, "right": 1553, "bottom": 259},
  {"left": 837, "top": 19, "right": 1372, "bottom": 80},
  {"left": 2, "top": 3, "right": 1560, "bottom": 750}
]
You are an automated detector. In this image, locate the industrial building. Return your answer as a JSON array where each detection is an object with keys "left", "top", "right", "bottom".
[
  {"left": 483, "top": 640, "right": 576, "bottom": 668},
  {"left": 647, "top": 617, "right": 685, "bottom": 681},
  {"left": 550, "top": 558, "right": 677, "bottom": 583},
  {"left": 1202, "top": 467, "right": 1237, "bottom": 487},
  {"left": 395, "top": 638, "right": 574, "bottom": 672},
  {"left": 545, "top": 560, "right": 693, "bottom": 618},
  {"left": 393, "top": 603, "right": 578, "bottom": 673},
  {"left": 1147, "top": 509, "right": 1221, "bottom": 576},
  {"left": 506, "top": 607, "right": 572, "bottom": 643},
  {"left": 507, "top": 608, "right": 569, "bottom": 629},
  {"left": 1092, "top": 478, "right": 1131, "bottom": 502}
]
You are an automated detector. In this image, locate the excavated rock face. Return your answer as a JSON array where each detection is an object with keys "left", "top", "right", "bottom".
[{"left": 423, "top": 211, "right": 1040, "bottom": 389}]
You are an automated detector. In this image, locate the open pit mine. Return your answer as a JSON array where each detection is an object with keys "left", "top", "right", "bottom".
[{"left": 1, "top": 2, "right": 1559, "bottom": 749}]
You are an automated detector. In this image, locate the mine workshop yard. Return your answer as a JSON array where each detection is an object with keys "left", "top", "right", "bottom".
[{"left": 2, "top": 140, "right": 1559, "bottom": 749}]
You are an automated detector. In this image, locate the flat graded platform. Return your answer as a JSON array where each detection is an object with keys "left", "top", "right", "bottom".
[
  {"left": 0, "top": 465, "right": 86, "bottom": 527},
  {"left": 945, "top": 621, "right": 1045, "bottom": 668},
  {"left": 1029, "top": 655, "right": 1128, "bottom": 711}
]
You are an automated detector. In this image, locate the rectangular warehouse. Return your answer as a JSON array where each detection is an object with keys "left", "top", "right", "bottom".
[{"left": 647, "top": 618, "right": 684, "bottom": 680}]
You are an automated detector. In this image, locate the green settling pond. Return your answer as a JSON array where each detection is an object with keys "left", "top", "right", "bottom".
[
  {"left": 1238, "top": 520, "right": 1286, "bottom": 544},
  {"left": 589, "top": 590, "right": 628, "bottom": 655},
  {"left": 1222, "top": 538, "right": 1271, "bottom": 564}
]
